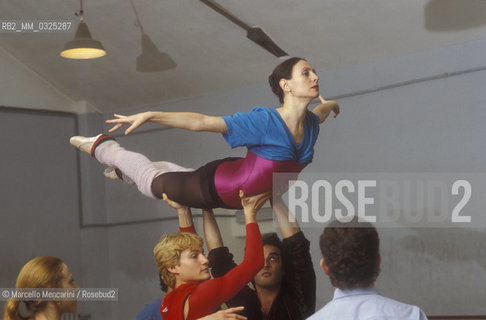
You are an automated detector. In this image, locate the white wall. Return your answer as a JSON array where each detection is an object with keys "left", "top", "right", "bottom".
[
  {"left": 0, "top": 46, "right": 96, "bottom": 114},
  {"left": 0, "top": 109, "right": 111, "bottom": 319}
]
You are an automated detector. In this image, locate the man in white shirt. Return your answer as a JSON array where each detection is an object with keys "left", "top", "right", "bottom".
[{"left": 307, "top": 217, "right": 428, "bottom": 320}]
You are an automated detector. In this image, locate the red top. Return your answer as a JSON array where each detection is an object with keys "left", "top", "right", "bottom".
[{"left": 160, "top": 223, "right": 263, "bottom": 320}]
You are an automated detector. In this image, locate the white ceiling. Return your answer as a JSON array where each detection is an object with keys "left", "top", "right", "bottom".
[{"left": 1, "top": 0, "right": 486, "bottom": 113}]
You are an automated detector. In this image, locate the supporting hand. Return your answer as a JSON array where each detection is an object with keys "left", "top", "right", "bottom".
[
  {"left": 163, "top": 193, "right": 193, "bottom": 229},
  {"left": 162, "top": 193, "right": 187, "bottom": 211},
  {"left": 240, "top": 190, "right": 272, "bottom": 224}
]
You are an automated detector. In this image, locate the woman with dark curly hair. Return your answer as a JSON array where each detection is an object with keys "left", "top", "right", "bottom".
[{"left": 70, "top": 58, "right": 339, "bottom": 210}]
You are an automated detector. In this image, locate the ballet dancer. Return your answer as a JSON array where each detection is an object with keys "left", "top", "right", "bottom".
[{"left": 70, "top": 57, "right": 339, "bottom": 209}]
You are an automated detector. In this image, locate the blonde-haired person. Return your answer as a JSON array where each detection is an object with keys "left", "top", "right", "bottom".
[
  {"left": 155, "top": 232, "right": 205, "bottom": 290},
  {"left": 153, "top": 190, "right": 270, "bottom": 320},
  {"left": 3, "top": 256, "right": 79, "bottom": 320}
]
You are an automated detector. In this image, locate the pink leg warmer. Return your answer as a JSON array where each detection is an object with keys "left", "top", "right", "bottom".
[{"left": 94, "top": 141, "right": 193, "bottom": 199}]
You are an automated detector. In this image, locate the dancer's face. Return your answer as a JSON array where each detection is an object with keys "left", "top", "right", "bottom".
[
  {"left": 57, "top": 263, "right": 79, "bottom": 313},
  {"left": 253, "top": 245, "right": 283, "bottom": 290},
  {"left": 286, "top": 60, "right": 320, "bottom": 100},
  {"left": 171, "top": 247, "right": 210, "bottom": 284}
]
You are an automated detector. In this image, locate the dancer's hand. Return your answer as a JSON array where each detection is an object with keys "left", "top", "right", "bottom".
[
  {"left": 319, "top": 95, "right": 340, "bottom": 118},
  {"left": 198, "top": 306, "right": 247, "bottom": 320},
  {"left": 106, "top": 112, "right": 152, "bottom": 135}
]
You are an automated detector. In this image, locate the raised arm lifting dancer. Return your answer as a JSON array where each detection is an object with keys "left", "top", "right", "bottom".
[
  {"left": 70, "top": 57, "right": 339, "bottom": 209},
  {"left": 153, "top": 190, "right": 270, "bottom": 320},
  {"left": 163, "top": 191, "right": 316, "bottom": 320},
  {"left": 161, "top": 194, "right": 249, "bottom": 320}
]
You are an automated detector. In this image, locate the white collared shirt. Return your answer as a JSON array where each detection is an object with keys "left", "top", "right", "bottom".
[{"left": 307, "top": 286, "right": 428, "bottom": 320}]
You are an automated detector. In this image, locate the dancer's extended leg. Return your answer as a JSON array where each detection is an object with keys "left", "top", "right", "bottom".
[
  {"left": 71, "top": 135, "right": 231, "bottom": 209},
  {"left": 105, "top": 161, "right": 193, "bottom": 184},
  {"left": 70, "top": 135, "right": 191, "bottom": 200}
]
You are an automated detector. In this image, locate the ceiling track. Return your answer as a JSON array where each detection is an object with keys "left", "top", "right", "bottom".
[{"left": 200, "top": 0, "right": 288, "bottom": 57}]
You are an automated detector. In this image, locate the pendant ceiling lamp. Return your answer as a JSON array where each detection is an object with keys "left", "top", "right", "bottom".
[
  {"left": 130, "top": 0, "right": 176, "bottom": 72},
  {"left": 61, "top": 0, "right": 106, "bottom": 59}
]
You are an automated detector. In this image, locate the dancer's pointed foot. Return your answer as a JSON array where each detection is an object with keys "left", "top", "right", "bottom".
[
  {"left": 69, "top": 134, "right": 114, "bottom": 157},
  {"left": 104, "top": 167, "right": 122, "bottom": 180}
]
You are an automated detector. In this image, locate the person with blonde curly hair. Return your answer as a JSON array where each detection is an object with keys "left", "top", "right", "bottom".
[
  {"left": 153, "top": 190, "right": 270, "bottom": 320},
  {"left": 154, "top": 232, "right": 206, "bottom": 290},
  {"left": 3, "top": 256, "right": 79, "bottom": 320}
]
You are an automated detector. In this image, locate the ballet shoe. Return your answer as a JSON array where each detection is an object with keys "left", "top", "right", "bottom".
[
  {"left": 69, "top": 134, "right": 114, "bottom": 157},
  {"left": 104, "top": 167, "right": 122, "bottom": 180}
]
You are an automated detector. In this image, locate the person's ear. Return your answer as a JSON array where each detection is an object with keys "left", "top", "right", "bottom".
[
  {"left": 168, "top": 265, "right": 179, "bottom": 275},
  {"left": 279, "top": 79, "right": 290, "bottom": 93},
  {"left": 377, "top": 253, "right": 381, "bottom": 268},
  {"left": 320, "top": 257, "right": 330, "bottom": 276}
]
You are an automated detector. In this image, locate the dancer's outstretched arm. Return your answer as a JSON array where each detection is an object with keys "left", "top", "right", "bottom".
[
  {"left": 106, "top": 111, "right": 227, "bottom": 135},
  {"left": 312, "top": 95, "right": 340, "bottom": 123}
]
